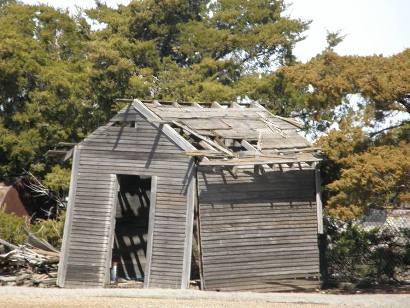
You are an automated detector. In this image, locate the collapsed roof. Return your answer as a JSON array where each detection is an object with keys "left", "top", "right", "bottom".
[{"left": 109, "top": 99, "right": 321, "bottom": 168}]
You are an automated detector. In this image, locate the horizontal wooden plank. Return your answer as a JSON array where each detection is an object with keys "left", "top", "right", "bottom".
[
  {"left": 203, "top": 250, "right": 319, "bottom": 264},
  {"left": 203, "top": 266, "right": 319, "bottom": 282}
]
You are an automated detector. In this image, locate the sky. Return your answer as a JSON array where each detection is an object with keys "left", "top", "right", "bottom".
[{"left": 22, "top": 0, "right": 410, "bottom": 62}]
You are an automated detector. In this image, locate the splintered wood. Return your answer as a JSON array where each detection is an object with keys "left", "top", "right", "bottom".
[{"left": 0, "top": 237, "right": 59, "bottom": 287}]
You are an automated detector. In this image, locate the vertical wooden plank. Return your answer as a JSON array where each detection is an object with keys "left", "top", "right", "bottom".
[
  {"left": 315, "top": 163, "right": 324, "bottom": 234},
  {"left": 57, "top": 145, "right": 80, "bottom": 287},
  {"left": 195, "top": 171, "right": 206, "bottom": 290},
  {"left": 104, "top": 175, "right": 119, "bottom": 286},
  {"left": 144, "top": 176, "right": 157, "bottom": 288},
  {"left": 181, "top": 168, "right": 196, "bottom": 288}
]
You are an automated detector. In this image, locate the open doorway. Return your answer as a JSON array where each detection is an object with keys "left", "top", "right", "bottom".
[{"left": 111, "top": 175, "right": 151, "bottom": 287}]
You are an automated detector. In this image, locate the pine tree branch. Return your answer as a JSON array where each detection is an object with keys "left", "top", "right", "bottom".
[{"left": 369, "top": 121, "right": 410, "bottom": 137}]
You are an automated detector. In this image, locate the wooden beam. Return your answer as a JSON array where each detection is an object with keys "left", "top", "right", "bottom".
[
  {"left": 260, "top": 117, "right": 287, "bottom": 138},
  {"left": 181, "top": 169, "right": 196, "bottom": 288},
  {"left": 195, "top": 176, "right": 205, "bottom": 290},
  {"left": 184, "top": 150, "right": 224, "bottom": 157},
  {"left": 314, "top": 163, "right": 324, "bottom": 234},
  {"left": 172, "top": 121, "right": 234, "bottom": 157},
  {"left": 104, "top": 174, "right": 119, "bottom": 286},
  {"left": 132, "top": 99, "right": 197, "bottom": 151},
  {"left": 144, "top": 176, "right": 157, "bottom": 288},
  {"left": 198, "top": 140, "right": 218, "bottom": 152},
  {"left": 241, "top": 140, "right": 261, "bottom": 154},
  {"left": 272, "top": 115, "right": 304, "bottom": 129},
  {"left": 193, "top": 102, "right": 203, "bottom": 108}
]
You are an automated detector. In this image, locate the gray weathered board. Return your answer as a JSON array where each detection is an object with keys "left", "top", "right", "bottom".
[
  {"left": 197, "top": 166, "right": 320, "bottom": 292},
  {"left": 57, "top": 108, "right": 196, "bottom": 288}
]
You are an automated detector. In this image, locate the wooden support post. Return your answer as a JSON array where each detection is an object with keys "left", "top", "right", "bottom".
[
  {"left": 314, "top": 163, "right": 324, "bottom": 234},
  {"left": 105, "top": 174, "right": 119, "bottom": 286},
  {"left": 144, "top": 176, "right": 157, "bottom": 288},
  {"left": 195, "top": 171, "right": 205, "bottom": 290},
  {"left": 181, "top": 169, "right": 195, "bottom": 288}
]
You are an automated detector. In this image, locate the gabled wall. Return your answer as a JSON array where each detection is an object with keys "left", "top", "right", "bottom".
[{"left": 58, "top": 108, "right": 196, "bottom": 288}]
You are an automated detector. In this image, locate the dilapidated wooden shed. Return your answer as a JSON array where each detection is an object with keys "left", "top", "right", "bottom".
[{"left": 57, "top": 99, "right": 323, "bottom": 292}]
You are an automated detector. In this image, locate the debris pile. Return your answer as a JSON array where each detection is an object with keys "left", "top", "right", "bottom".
[{"left": 0, "top": 235, "right": 59, "bottom": 287}]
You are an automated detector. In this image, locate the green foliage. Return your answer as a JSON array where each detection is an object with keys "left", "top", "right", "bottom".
[
  {"left": 326, "top": 30, "right": 345, "bottom": 50},
  {"left": 44, "top": 165, "right": 71, "bottom": 192},
  {"left": 326, "top": 143, "right": 410, "bottom": 219},
  {"left": 0, "top": 0, "right": 308, "bottom": 179},
  {"left": 0, "top": 210, "right": 65, "bottom": 249},
  {"left": 31, "top": 211, "right": 65, "bottom": 249},
  {"left": 326, "top": 218, "right": 410, "bottom": 282},
  {"left": 281, "top": 49, "right": 410, "bottom": 131},
  {"left": 0, "top": 2, "right": 93, "bottom": 178},
  {"left": 0, "top": 211, "right": 28, "bottom": 245},
  {"left": 86, "top": 0, "right": 307, "bottom": 104},
  {"left": 0, "top": 1, "right": 409, "bottom": 222},
  {"left": 317, "top": 119, "right": 410, "bottom": 219}
]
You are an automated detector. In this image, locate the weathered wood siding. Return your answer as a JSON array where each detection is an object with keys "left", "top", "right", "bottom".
[
  {"left": 58, "top": 109, "right": 195, "bottom": 288},
  {"left": 197, "top": 167, "right": 320, "bottom": 292}
]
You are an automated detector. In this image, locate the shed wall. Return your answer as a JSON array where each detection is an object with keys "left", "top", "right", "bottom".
[
  {"left": 58, "top": 110, "right": 195, "bottom": 288},
  {"left": 197, "top": 167, "right": 320, "bottom": 292}
]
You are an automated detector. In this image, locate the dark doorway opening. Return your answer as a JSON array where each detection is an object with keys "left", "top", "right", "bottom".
[{"left": 112, "top": 175, "right": 151, "bottom": 285}]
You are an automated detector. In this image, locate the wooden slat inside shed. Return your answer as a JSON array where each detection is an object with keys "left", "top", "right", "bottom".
[{"left": 197, "top": 166, "right": 320, "bottom": 292}]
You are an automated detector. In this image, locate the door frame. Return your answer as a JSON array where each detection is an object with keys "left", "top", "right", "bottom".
[{"left": 105, "top": 174, "right": 157, "bottom": 287}]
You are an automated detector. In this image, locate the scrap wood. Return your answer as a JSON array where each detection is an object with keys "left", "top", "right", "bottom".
[
  {"left": 0, "top": 237, "right": 59, "bottom": 287},
  {"left": 0, "top": 238, "right": 19, "bottom": 250},
  {"left": 27, "top": 233, "right": 59, "bottom": 253}
]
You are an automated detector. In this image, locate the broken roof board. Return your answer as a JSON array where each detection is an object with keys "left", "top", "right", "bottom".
[{"left": 113, "top": 99, "right": 320, "bottom": 166}]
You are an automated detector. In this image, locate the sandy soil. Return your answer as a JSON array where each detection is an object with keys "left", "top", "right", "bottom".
[{"left": 0, "top": 287, "right": 409, "bottom": 308}]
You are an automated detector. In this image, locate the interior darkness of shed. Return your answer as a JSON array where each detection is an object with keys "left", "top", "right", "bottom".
[{"left": 112, "top": 175, "right": 151, "bottom": 284}]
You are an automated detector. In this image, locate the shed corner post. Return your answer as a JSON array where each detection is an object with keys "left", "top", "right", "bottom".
[
  {"left": 104, "top": 174, "right": 120, "bottom": 287},
  {"left": 314, "top": 162, "right": 324, "bottom": 234},
  {"left": 144, "top": 175, "right": 158, "bottom": 288},
  {"left": 181, "top": 168, "right": 196, "bottom": 289},
  {"left": 57, "top": 145, "right": 81, "bottom": 287}
]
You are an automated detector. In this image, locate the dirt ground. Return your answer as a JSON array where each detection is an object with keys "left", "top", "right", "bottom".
[{"left": 0, "top": 287, "right": 409, "bottom": 308}]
